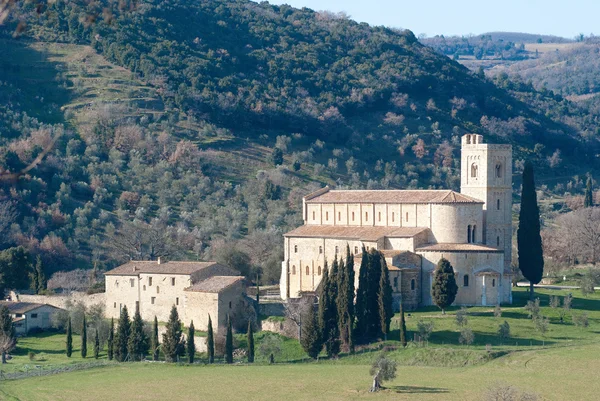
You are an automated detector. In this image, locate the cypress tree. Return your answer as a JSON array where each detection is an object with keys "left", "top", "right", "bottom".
[
  {"left": 337, "top": 246, "right": 355, "bottom": 352},
  {"left": 151, "top": 316, "right": 159, "bottom": 361},
  {"left": 517, "top": 161, "right": 544, "bottom": 300},
  {"left": 399, "top": 302, "right": 407, "bottom": 347},
  {"left": 300, "top": 303, "right": 322, "bottom": 359},
  {"left": 81, "top": 314, "right": 87, "bottom": 358},
  {"left": 585, "top": 176, "right": 594, "bottom": 208},
  {"left": 377, "top": 253, "right": 393, "bottom": 340},
  {"left": 354, "top": 249, "right": 369, "bottom": 341},
  {"left": 247, "top": 320, "right": 255, "bottom": 363},
  {"left": 66, "top": 316, "right": 72, "bottom": 357},
  {"left": 114, "top": 305, "right": 131, "bottom": 362},
  {"left": 256, "top": 274, "right": 260, "bottom": 304},
  {"left": 187, "top": 321, "right": 195, "bottom": 364},
  {"left": 29, "top": 265, "right": 39, "bottom": 294},
  {"left": 207, "top": 315, "right": 215, "bottom": 364},
  {"left": 128, "top": 307, "right": 149, "bottom": 361},
  {"left": 225, "top": 314, "right": 233, "bottom": 364},
  {"left": 0, "top": 306, "right": 16, "bottom": 363},
  {"left": 366, "top": 249, "right": 382, "bottom": 339},
  {"left": 326, "top": 256, "right": 340, "bottom": 357},
  {"left": 162, "top": 305, "right": 183, "bottom": 363},
  {"left": 94, "top": 328, "right": 100, "bottom": 359},
  {"left": 35, "top": 256, "right": 46, "bottom": 293},
  {"left": 107, "top": 318, "right": 114, "bottom": 361},
  {"left": 432, "top": 258, "right": 458, "bottom": 314}
]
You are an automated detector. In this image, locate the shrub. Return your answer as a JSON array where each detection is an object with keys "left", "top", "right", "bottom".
[
  {"left": 533, "top": 316, "right": 549, "bottom": 335},
  {"left": 28, "top": 351, "right": 35, "bottom": 361},
  {"left": 525, "top": 298, "right": 540, "bottom": 319},
  {"left": 483, "top": 383, "right": 539, "bottom": 401},
  {"left": 258, "top": 334, "right": 283, "bottom": 363},
  {"left": 498, "top": 321, "right": 510, "bottom": 343},
  {"left": 494, "top": 305, "right": 502, "bottom": 318},
  {"left": 369, "top": 353, "right": 397, "bottom": 392},
  {"left": 459, "top": 327, "right": 474, "bottom": 346},
  {"left": 455, "top": 307, "right": 468, "bottom": 327},
  {"left": 549, "top": 295, "right": 560, "bottom": 309},
  {"left": 416, "top": 320, "right": 434, "bottom": 343},
  {"left": 572, "top": 313, "right": 589, "bottom": 328}
]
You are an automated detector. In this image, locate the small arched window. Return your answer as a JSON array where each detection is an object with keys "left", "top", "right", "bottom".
[
  {"left": 335, "top": 246, "right": 339, "bottom": 254},
  {"left": 365, "top": 212, "right": 369, "bottom": 221},
  {"left": 392, "top": 212, "right": 395, "bottom": 222},
  {"left": 492, "top": 278, "right": 496, "bottom": 287},
  {"left": 318, "top": 266, "right": 322, "bottom": 275},
  {"left": 319, "top": 246, "right": 323, "bottom": 254},
  {"left": 352, "top": 212, "right": 355, "bottom": 221},
  {"left": 464, "top": 274, "right": 469, "bottom": 287},
  {"left": 306, "top": 266, "right": 310, "bottom": 275},
  {"left": 229, "top": 301, "right": 232, "bottom": 309},
  {"left": 406, "top": 212, "right": 409, "bottom": 222},
  {"left": 338, "top": 211, "right": 341, "bottom": 221},
  {"left": 292, "top": 265, "right": 296, "bottom": 275},
  {"left": 378, "top": 212, "right": 381, "bottom": 222},
  {"left": 294, "top": 245, "right": 298, "bottom": 253},
  {"left": 354, "top": 246, "right": 359, "bottom": 254},
  {"left": 312, "top": 211, "right": 316, "bottom": 220},
  {"left": 410, "top": 279, "right": 416, "bottom": 290},
  {"left": 497, "top": 199, "right": 501, "bottom": 210},
  {"left": 497, "top": 236, "right": 500, "bottom": 247},
  {"left": 326, "top": 211, "right": 329, "bottom": 221},
  {"left": 467, "top": 225, "right": 472, "bottom": 243},
  {"left": 156, "top": 286, "right": 160, "bottom": 294},
  {"left": 496, "top": 163, "right": 502, "bottom": 178},
  {"left": 471, "top": 163, "right": 478, "bottom": 178},
  {"left": 472, "top": 225, "right": 477, "bottom": 243}
]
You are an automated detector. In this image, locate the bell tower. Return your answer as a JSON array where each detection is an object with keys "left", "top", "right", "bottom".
[{"left": 460, "top": 134, "right": 512, "bottom": 271}]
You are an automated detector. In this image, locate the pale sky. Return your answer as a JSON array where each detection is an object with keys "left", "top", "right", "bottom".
[{"left": 265, "top": 0, "right": 598, "bottom": 39}]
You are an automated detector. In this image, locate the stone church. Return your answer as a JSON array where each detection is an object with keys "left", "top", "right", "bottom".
[{"left": 280, "top": 134, "right": 513, "bottom": 309}]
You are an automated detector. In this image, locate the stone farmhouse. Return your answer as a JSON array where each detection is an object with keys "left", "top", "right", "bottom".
[
  {"left": 280, "top": 134, "right": 513, "bottom": 309},
  {"left": 0, "top": 301, "right": 63, "bottom": 335},
  {"left": 105, "top": 260, "right": 246, "bottom": 331}
]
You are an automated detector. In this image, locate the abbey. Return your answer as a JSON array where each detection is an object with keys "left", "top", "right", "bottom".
[{"left": 280, "top": 134, "right": 512, "bottom": 309}]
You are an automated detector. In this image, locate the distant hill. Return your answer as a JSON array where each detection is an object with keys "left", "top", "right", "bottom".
[
  {"left": 0, "top": 0, "right": 598, "bottom": 280},
  {"left": 481, "top": 32, "right": 572, "bottom": 44}
]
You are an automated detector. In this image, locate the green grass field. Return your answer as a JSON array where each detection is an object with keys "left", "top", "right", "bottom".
[{"left": 1, "top": 287, "right": 600, "bottom": 400}]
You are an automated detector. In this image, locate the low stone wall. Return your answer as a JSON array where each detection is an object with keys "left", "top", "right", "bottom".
[
  {"left": 11, "top": 291, "right": 106, "bottom": 310},
  {"left": 261, "top": 318, "right": 298, "bottom": 338}
]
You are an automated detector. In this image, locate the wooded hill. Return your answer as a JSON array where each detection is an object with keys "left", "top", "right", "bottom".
[{"left": 0, "top": 0, "right": 598, "bottom": 284}]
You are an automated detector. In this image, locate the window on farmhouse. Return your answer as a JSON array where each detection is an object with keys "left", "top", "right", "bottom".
[
  {"left": 151, "top": 297, "right": 155, "bottom": 305},
  {"left": 338, "top": 211, "right": 341, "bottom": 221},
  {"left": 365, "top": 212, "right": 368, "bottom": 221},
  {"left": 378, "top": 212, "right": 381, "bottom": 222},
  {"left": 31, "top": 313, "right": 38, "bottom": 319},
  {"left": 176, "top": 297, "right": 179, "bottom": 305},
  {"left": 171, "top": 277, "right": 175, "bottom": 286},
  {"left": 406, "top": 212, "right": 409, "bottom": 222},
  {"left": 149, "top": 277, "right": 153, "bottom": 286},
  {"left": 352, "top": 212, "right": 355, "bottom": 221},
  {"left": 114, "top": 302, "right": 117, "bottom": 308},
  {"left": 312, "top": 211, "right": 316, "bottom": 220},
  {"left": 326, "top": 211, "right": 329, "bottom": 221},
  {"left": 392, "top": 212, "right": 395, "bottom": 222},
  {"left": 294, "top": 245, "right": 298, "bottom": 253}
]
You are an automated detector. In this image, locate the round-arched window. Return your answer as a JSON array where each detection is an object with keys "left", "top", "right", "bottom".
[
  {"left": 496, "top": 163, "right": 502, "bottom": 178},
  {"left": 471, "top": 163, "right": 478, "bottom": 178}
]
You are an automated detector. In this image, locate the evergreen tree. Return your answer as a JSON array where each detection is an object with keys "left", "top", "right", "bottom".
[
  {"left": 225, "top": 314, "right": 233, "bottom": 364},
  {"left": 326, "top": 256, "right": 340, "bottom": 357},
  {"left": 518, "top": 161, "right": 544, "bottom": 300},
  {"left": 585, "top": 176, "right": 594, "bottom": 208},
  {"left": 354, "top": 249, "right": 369, "bottom": 341},
  {"left": 366, "top": 249, "right": 382, "bottom": 338},
  {"left": 128, "top": 307, "right": 149, "bottom": 361},
  {"left": 66, "top": 316, "right": 73, "bottom": 357},
  {"left": 256, "top": 274, "right": 260, "bottom": 304},
  {"left": 35, "top": 256, "right": 46, "bottom": 293},
  {"left": 81, "top": 314, "right": 87, "bottom": 358},
  {"left": 151, "top": 316, "right": 159, "bottom": 361},
  {"left": 300, "top": 303, "right": 322, "bottom": 359},
  {"left": 377, "top": 254, "right": 393, "bottom": 340},
  {"left": 29, "top": 265, "right": 38, "bottom": 294},
  {"left": 107, "top": 318, "right": 114, "bottom": 361},
  {"left": 187, "top": 321, "right": 195, "bottom": 364},
  {"left": 399, "top": 303, "right": 407, "bottom": 347},
  {"left": 0, "top": 305, "right": 16, "bottom": 364},
  {"left": 114, "top": 305, "right": 131, "bottom": 362},
  {"left": 207, "top": 314, "right": 215, "bottom": 364},
  {"left": 94, "top": 328, "right": 100, "bottom": 359},
  {"left": 247, "top": 320, "right": 255, "bottom": 363},
  {"left": 162, "top": 305, "right": 183, "bottom": 362},
  {"left": 337, "top": 245, "right": 355, "bottom": 351},
  {"left": 431, "top": 258, "right": 458, "bottom": 314}
]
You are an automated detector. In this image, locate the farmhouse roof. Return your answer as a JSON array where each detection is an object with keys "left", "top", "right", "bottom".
[
  {"left": 304, "top": 188, "right": 483, "bottom": 204},
  {"left": 284, "top": 226, "right": 428, "bottom": 241},
  {"left": 105, "top": 261, "right": 226, "bottom": 276},
  {"left": 0, "top": 301, "right": 62, "bottom": 314},
  {"left": 415, "top": 243, "right": 503, "bottom": 253},
  {"left": 185, "top": 276, "right": 245, "bottom": 293}
]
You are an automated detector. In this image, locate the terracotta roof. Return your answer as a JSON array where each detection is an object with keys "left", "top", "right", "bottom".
[
  {"left": 305, "top": 189, "right": 483, "bottom": 204},
  {"left": 0, "top": 301, "right": 61, "bottom": 314},
  {"left": 185, "top": 276, "right": 245, "bottom": 293},
  {"left": 416, "top": 243, "right": 503, "bottom": 253},
  {"left": 105, "top": 261, "right": 225, "bottom": 276},
  {"left": 284, "top": 226, "right": 429, "bottom": 241}
]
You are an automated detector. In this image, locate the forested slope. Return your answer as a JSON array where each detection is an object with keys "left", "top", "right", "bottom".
[{"left": 0, "top": 0, "right": 598, "bottom": 288}]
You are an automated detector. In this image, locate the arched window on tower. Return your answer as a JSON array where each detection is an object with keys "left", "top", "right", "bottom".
[
  {"left": 306, "top": 266, "right": 310, "bottom": 275},
  {"left": 496, "top": 163, "right": 502, "bottom": 178},
  {"left": 471, "top": 163, "right": 478, "bottom": 178},
  {"left": 410, "top": 279, "right": 416, "bottom": 290},
  {"left": 492, "top": 278, "right": 496, "bottom": 287},
  {"left": 318, "top": 266, "right": 322, "bottom": 275},
  {"left": 497, "top": 199, "right": 501, "bottom": 210},
  {"left": 319, "top": 246, "right": 323, "bottom": 254},
  {"left": 472, "top": 225, "right": 477, "bottom": 243},
  {"left": 467, "top": 225, "right": 472, "bottom": 243},
  {"left": 292, "top": 265, "right": 296, "bottom": 275},
  {"left": 497, "top": 236, "right": 501, "bottom": 247},
  {"left": 464, "top": 274, "right": 469, "bottom": 287}
]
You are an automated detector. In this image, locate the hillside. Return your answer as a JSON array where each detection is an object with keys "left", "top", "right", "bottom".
[{"left": 0, "top": 0, "right": 599, "bottom": 285}]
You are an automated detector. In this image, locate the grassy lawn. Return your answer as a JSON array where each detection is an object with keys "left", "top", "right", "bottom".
[{"left": 2, "top": 287, "right": 600, "bottom": 400}]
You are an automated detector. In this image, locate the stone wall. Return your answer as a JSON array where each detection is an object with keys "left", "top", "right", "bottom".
[{"left": 13, "top": 291, "right": 106, "bottom": 310}]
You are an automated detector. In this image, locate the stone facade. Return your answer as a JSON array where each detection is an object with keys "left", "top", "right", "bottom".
[
  {"left": 105, "top": 260, "right": 245, "bottom": 331},
  {"left": 0, "top": 301, "right": 63, "bottom": 335},
  {"left": 281, "top": 134, "right": 513, "bottom": 307}
]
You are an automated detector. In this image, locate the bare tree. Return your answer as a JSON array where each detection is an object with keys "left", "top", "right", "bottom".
[
  {"left": 106, "top": 219, "right": 182, "bottom": 262},
  {"left": 283, "top": 295, "right": 317, "bottom": 339},
  {"left": 0, "top": 334, "right": 16, "bottom": 364}
]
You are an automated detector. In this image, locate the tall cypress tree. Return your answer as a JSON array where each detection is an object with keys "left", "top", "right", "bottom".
[
  {"left": 187, "top": 321, "right": 195, "bottom": 364},
  {"left": 128, "top": 307, "right": 149, "bottom": 361},
  {"left": 94, "top": 328, "right": 100, "bottom": 359},
  {"left": 81, "top": 314, "right": 87, "bottom": 358},
  {"left": 247, "top": 320, "right": 255, "bottom": 363},
  {"left": 432, "top": 258, "right": 458, "bottom": 314},
  {"left": 34, "top": 256, "right": 46, "bottom": 294},
  {"left": 162, "top": 306, "right": 183, "bottom": 363},
  {"left": 399, "top": 302, "right": 407, "bottom": 347},
  {"left": 207, "top": 315, "right": 215, "bottom": 364},
  {"left": 114, "top": 305, "right": 130, "bottom": 362},
  {"left": 337, "top": 246, "right": 355, "bottom": 352},
  {"left": 326, "top": 256, "right": 340, "bottom": 357},
  {"left": 225, "top": 314, "right": 233, "bottom": 364},
  {"left": 366, "top": 249, "right": 382, "bottom": 339},
  {"left": 377, "top": 254, "right": 393, "bottom": 340},
  {"left": 585, "top": 176, "right": 594, "bottom": 208},
  {"left": 354, "top": 249, "right": 369, "bottom": 341},
  {"left": 151, "top": 316, "right": 159, "bottom": 361},
  {"left": 66, "top": 316, "right": 72, "bottom": 358},
  {"left": 107, "top": 318, "right": 114, "bottom": 361},
  {"left": 0, "top": 306, "right": 15, "bottom": 364},
  {"left": 518, "top": 161, "right": 544, "bottom": 300},
  {"left": 300, "top": 303, "right": 322, "bottom": 359}
]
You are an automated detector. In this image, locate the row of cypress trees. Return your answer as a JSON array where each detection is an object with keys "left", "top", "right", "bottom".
[{"left": 301, "top": 246, "right": 394, "bottom": 359}]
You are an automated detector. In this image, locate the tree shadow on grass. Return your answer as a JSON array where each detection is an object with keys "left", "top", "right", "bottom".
[
  {"left": 387, "top": 385, "right": 450, "bottom": 394},
  {"left": 429, "top": 330, "right": 557, "bottom": 347}
]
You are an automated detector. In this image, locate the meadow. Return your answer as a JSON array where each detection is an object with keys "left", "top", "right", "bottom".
[{"left": 1, "top": 287, "right": 600, "bottom": 400}]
